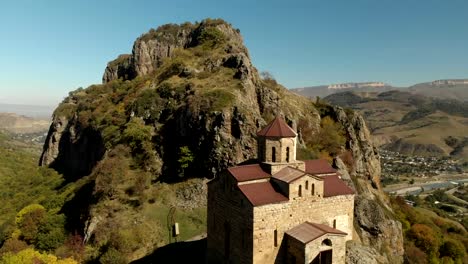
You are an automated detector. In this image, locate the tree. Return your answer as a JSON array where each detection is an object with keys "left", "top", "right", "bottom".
[
  {"left": 407, "top": 224, "right": 441, "bottom": 256},
  {"left": 439, "top": 239, "right": 465, "bottom": 261},
  {"left": 178, "top": 146, "right": 194, "bottom": 177}
]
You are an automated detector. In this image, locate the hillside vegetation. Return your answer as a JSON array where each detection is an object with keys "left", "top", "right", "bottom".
[
  {"left": 391, "top": 195, "right": 468, "bottom": 264},
  {"left": 0, "top": 132, "right": 79, "bottom": 262}
]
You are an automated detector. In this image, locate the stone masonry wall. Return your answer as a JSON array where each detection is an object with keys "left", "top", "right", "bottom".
[
  {"left": 207, "top": 173, "right": 254, "bottom": 264},
  {"left": 286, "top": 235, "right": 346, "bottom": 264},
  {"left": 304, "top": 235, "right": 346, "bottom": 264},
  {"left": 252, "top": 194, "right": 354, "bottom": 264}
]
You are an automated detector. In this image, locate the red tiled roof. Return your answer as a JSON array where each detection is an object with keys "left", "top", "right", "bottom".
[
  {"left": 304, "top": 159, "right": 337, "bottom": 175},
  {"left": 257, "top": 116, "right": 297, "bottom": 137},
  {"left": 285, "top": 222, "right": 347, "bottom": 244},
  {"left": 239, "top": 182, "right": 288, "bottom": 206},
  {"left": 227, "top": 164, "right": 270, "bottom": 182},
  {"left": 322, "top": 174, "right": 354, "bottom": 197}
]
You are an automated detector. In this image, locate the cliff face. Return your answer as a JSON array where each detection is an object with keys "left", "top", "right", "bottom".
[
  {"left": 331, "top": 108, "right": 404, "bottom": 263},
  {"left": 41, "top": 19, "right": 403, "bottom": 262}
]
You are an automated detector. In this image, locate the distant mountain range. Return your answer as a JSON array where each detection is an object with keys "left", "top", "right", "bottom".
[
  {"left": 0, "top": 103, "right": 54, "bottom": 118},
  {"left": 0, "top": 112, "right": 50, "bottom": 134},
  {"left": 321, "top": 89, "right": 468, "bottom": 162},
  {"left": 291, "top": 79, "right": 468, "bottom": 102}
]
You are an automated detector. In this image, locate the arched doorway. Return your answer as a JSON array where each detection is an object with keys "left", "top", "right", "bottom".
[{"left": 311, "top": 239, "right": 333, "bottom": 264}]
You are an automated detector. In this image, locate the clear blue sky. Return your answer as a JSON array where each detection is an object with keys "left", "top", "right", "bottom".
[{"left": 1, "top": 0, "right": 468, "bottom": 106}]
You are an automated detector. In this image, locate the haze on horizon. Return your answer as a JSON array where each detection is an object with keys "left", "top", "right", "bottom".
[{"left": 1, "top": 0, "right": 468, "bottom": 107}]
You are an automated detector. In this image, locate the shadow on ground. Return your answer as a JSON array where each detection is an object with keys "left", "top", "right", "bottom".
[{"left": 131, "top": 238, "right": 206, "bottom": 264}]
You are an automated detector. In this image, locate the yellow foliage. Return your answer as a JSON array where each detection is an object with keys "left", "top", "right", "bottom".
[
  {"left": 0, "top": 248, "right": 77, "bottom": 264},
  {"left": 15, "top": 204, "right": 45, "bottom": 225}
]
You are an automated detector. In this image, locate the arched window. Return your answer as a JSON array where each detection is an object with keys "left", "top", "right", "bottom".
[
  {"left": 322, "top": 238, "right": 332, "bottom": 246},
  {"left": 274, "top": 229, "right": 278, "bottom": 247},
  {"left": 298, "top": 185, "right": 302, "bottom": 197},
  {"left": 272, "top": 147, "right": 276, "bottom": 162},
  {"left": 333, "top": 219, "right": 336, "bottom": 228},
  {"left": 305, "top": 180, "right": 309, "bottom": 190},
  {"left": 312, "top": 184, "right": 315, "bottom": 195},
  {"left": 286, "top": 147, "right": 290, "bottom": 162}
]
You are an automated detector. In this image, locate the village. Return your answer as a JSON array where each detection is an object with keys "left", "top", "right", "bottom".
[{"left": 380, "top": 149, "right": 463, "bottom": 183}]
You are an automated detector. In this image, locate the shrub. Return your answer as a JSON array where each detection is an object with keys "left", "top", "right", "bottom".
[
  {"left": 197, "top": 27, "right": 226, "bottom": 48},
  {"left": 122, "top": 118, "right": 152, "bottom": 150},
  {"left": 439, "top": 239, "right": 465, "bottom": 261},
  {"left": 178, "top": 146, "right": 194, "bottom": 177},
  {"left": 0, "top": 238, "right": 28, "bottom": 256},
  {"left": 405, "top": 242, "right": 428, "bottom": 264},
  {"left": 407, "top": 224, "right": 441, "bottom": 255},
  {"left": 157, "top": 59, "right": 185, "bottom": 81},
  {"left": 304, "top": 116, "right": 346, "bottom": 158},
  {"left": 93, "top": 155, "right": 129, "bottom": 199},
  {"left": 0, "top": 248, "right": 77, "bottom": 264},
  {"left": 17, "top": 207, "right": 46, "bottom": 243},
  {"left": 99, "top": 247, "right": 126, "bottom": 264}
]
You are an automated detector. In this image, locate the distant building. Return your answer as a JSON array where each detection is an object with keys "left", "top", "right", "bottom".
[{"left": 207, "top": 116, "right": 355, "bottom": 264}]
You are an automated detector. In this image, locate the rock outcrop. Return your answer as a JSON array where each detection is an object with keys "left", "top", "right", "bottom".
[
  {"left": 102, "top": 20, "right": 245, "bottom": 83},
  {"left": 331, "top": 107, "right": 404, "bottom": 263},
  {"left": 41, "top": 19, "right": 404, "bottom": 263}
]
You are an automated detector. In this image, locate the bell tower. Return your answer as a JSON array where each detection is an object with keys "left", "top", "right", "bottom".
[{"left": 257, "top": 116, "right": 305, "bottom": 174}]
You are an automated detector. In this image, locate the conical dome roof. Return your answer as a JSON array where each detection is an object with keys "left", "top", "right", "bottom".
[{"left": 257, "top": 116, "right": 296, "bottom": 137}]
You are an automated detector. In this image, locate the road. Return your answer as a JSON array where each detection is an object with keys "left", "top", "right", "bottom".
[{"left": 384, "top": 178, "right": 468, "bottom": 196}]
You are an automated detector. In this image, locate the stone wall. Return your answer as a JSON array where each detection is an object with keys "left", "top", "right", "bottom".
[
  {"left": 286, "top": 235, "right": 346, "bottom": 264},
  {"left": 287, "top": 175, "right": 324, "bottom": 200},
  {"left": 252, "top": 194, "right": 354, "bottom": 263},
  {"left": 305, "top": 235, "right": 346, "bottom": 264},
  {"left": 259, "top": 137, "right": 297, "bottom": 163},
  {"left": 207, "top": 172, "right": 254, "bottom": 264}
]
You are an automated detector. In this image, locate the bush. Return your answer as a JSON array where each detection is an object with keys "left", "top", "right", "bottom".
[
  {"left": 122, "top": 117, "right": 152, "bottom": 151},
  {"left": 99, "top": 247, "right": 126, "bottom": 264},
  {"left": 17, "top": 207, "right": 46, "bottom": 243},
  {"left": 178, "top": 146, "right": 194, "bottom": 177},
  {"left": 0, "top": 248, "right": 77, "bottom": 264},
  {"left": 405, "top": 242, "right": 428, "bottom": 264},
  {"left": 93, "top": 154, "right": 129, "bottom": 199},
  {"left": 197, "top": 27, "right": 226, "bottom": 47},
  {"left": 439, "top": 239, "right": 465, "bottom": 261},
  {"left": 303, "top": 116, "right": 346, "bottom": 158},
  {"left": 0, "top": 238, "right": 28, "bottom": 256},
  {"left": 407, "top": 224, "right": 441, "bottom": 255}
]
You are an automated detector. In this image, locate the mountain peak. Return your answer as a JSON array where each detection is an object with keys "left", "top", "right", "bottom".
[{"left": 102, "top": 18, "right": 245, "bottom": 83}]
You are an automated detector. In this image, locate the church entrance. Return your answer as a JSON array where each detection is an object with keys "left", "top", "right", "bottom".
[{"left": 310, "top": 249, "right": 332, "bottom": 264}]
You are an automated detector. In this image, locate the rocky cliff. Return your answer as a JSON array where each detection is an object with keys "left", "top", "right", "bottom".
[
  {"left": 331, "top": 108, "right": 404, "bottom": 263},
  {"left": 41, "top": 19, "right": 403, "bottom": 262}
]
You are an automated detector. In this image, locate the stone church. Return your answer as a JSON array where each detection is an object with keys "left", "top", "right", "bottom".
[{"left": 207, "top": 116, "right": 355, "bottom": 264}]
